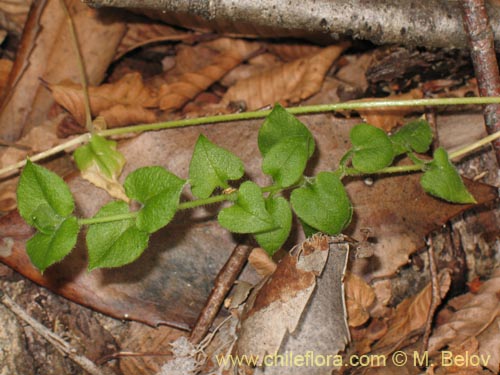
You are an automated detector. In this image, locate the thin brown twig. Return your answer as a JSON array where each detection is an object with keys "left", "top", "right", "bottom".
[
  {"left": 422, "top": 237, "right": 441, "bottom": 353},
  {"left": 189, "top": 244, "right": 252, "bottom": 345},
  {"left": 461, "top": 0, "right": 500, "bottom": 164},
  {"left": 0, "top": 290, "right": 114, "bottom": 375}
]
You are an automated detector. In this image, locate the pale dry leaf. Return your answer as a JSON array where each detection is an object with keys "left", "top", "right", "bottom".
[
  {"left": 237, "top": 235, "right": 350, "bottom": 375},
  {"left": 374, "top": 271, "right": 451, "bottom": 350},
  {"left": 429, "top": 268, "right": 500, "bottom": 362},
  {"left": 224, "top": 281, "right": 253, "bottom": 310},
  {"left": 335, "top": 53, "right": 373, "bottom": 93},
  {"left": 0, "top": 0, "right": 30, "bottom": 35},
  {"left": 114, "top": 22, "right": 190, "bottom": 60},
  {"left": 50, "top": 72, "right": 158, "bottom": 125},
  {"left": 100, "top": 104, "right": 157, "bottom": 128},
  {"left": 477, "top": 317, "right": 500, "bottom": 373},
  {"left": 158, "top": 38, "right": 261, "bottom": 111},
  {"left": 357, "top": 88, "right": 424, "bottom": 132},
  {"left": 369, "top": 279, "right": 393, "bottom": 318},
  {"left": 222, "top": 43, "right": 348, "bottom": 110},
  {"left": 80, "top": 166, "right": 128, "bottom": 202},
  {"left": 248, "top": 247, "right": 277, "bottom": 277},
  {"left": 345, "top": 272, "right": 376, "bottom": 327}
]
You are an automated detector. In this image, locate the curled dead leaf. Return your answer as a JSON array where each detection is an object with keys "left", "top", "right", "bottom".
[
  {"left": 222, "top": 43, "right": 348, "bottom": 110},
  {"left": 345, "top": 272, "right": 376, "bottom": 327},
  {"left": 264, "top": 42, "right": 322, "bottom": 61}
]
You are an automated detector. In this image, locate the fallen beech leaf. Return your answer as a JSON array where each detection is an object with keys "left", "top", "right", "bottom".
[
  {"left": 0, "top": 58, "right": 13, "bottom": 98},
  {"left": 0, "top": 0, "right": 126, "bottom": 141},
  {"left": 429, "top": 268, "right": 500, "bottom": 373},
  {"left": 50, "top": 72, "right": 158, "bottom": 126},
  {"left": 374, "top": 270, "right": 451, "bottom": 350},
  {"left": 99, "top": 104, "right": 157, "bottom": 128},
  {"left": 264, "top": 42, "right": 322, "bottom": 61},
  {"left": 219, "top": 53, "right": 281, "bottom": 88},
  {"left": 158, "top": 38, "right": 261, "bottom": 111},
  {"left": 114, "top": 21, "right": 191, "bottom": 60},
  {"left": 357, "top": 88, "right": 424, "bottom": 132},
  {"left": 236, "top": 235, "right": 350, "bottom": 374},
  {"left": 335, "top": 53, "right": 373, "bottom": 94},
  {"left": 350, "top": 318, "right": 388, "bottom": 354},
  {"left": 0, "top": 0, "right": 30, "bottom": 36},
  {"left": 222, "top": 43, "right": 348, "bottom": 110},
  {"left": 345, "top": 272, "right": 376, "bottom": 327},
  {"left": 248, "top": 247, "right": 277, "bottom": 277}
]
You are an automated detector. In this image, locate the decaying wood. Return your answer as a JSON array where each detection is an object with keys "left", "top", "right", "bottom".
[
  {"left": 84, "top": 0, "right": 500, "bottom": 50},
  {"left": 461, "top": 0, "right": 500, "bottom": 164}
]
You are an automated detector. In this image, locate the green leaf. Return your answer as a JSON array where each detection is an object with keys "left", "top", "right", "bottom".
[
  {"left": 300, "top": 219, "right": 319, "bottom": 238},
  {"left": 421, "top": 147, "right": 476, "bottom": 204},
  {"left": 124, "top": 166, "right": 186, "bottom": 233},
  {"left": 391, "top": 119, "right": 433, "bottom": 155},
  {"left": 350, "top": 124, "right": 395, "bottom": 173},
  {"left": 218, "top": 181, "right": 275, "bottom": 233},
  {"left": 189, "top": 134, "right": 244, "bottom": 198},
  {"left": 30, "top": 203, "right": 64, "bottom": 234},
  {"left": 258, "top": 104, "right": 315, "bottom": 187},
  {"left": 73, "top": 134, "right": 128, "bottom": 201},
  {"left": 254, "top": 196, "right": 292, "bottom": 255},
  {"left": 27, "top": 217, "right": 79, "bottom": 272},
  {"left": 86, "top": 201, "right": 149, "bottom": 270},
  {"left": 17, "top": 160, "right": 75, "bottom": 226},
  {"left": 291, "top": 172, "right": 352, "bottom": 235}
]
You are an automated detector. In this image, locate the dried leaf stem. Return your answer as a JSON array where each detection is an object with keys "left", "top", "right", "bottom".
[{"left": 2, "top": 97, "right": 500, "bottom": 178}]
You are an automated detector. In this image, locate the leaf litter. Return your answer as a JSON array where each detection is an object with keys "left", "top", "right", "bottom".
[{"left": 0, "top": 4, "right": 499, "bottom": 375}]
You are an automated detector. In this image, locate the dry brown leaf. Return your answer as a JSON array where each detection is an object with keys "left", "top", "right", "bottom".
[
  {"left": 350, "top": 318, "right": 388, "bottom": 354},
  {"left": 345, "top": 272, "right": 376, "bottom": 327},
  {"left": 0, "top": 0, "right": 30, "bottom": 35},
  {"left": 0, "top": 0, "right": 126, "bottom": 141},
  {"left": 265, "top": 42, "right": 322, "bottom": 61},
  {"left": 477, "top": 317, "right": 500, "bottom": 373},
  {"left": 433, "top": 337, "right": 485, "bottom": 375},
  {"left": 335, "top": 53, "right": 373, "bottom": 93},
  {"left": 100, "top": 104, "right": 158, "bottom": 128},
  {"left": 0, "top": 58, "right": 13, "bottom": 99},
  {"left": 374, "top": 271, "right": 451, "bottom": 350},
  {"left": 50, "top": 72, "right": 158, "bottom": 125},
  {"left": 219, "top": 53, "right": 281, "bottom": 88},
  {"left": 158, "top": 38, "right": 260, "bottom": 111},
  {"left": 114, "top": 21, "right": 191, "bottom": 60},
  {"left": 248, "top": 247, "right": 277, "bottom": 277},
  {"left": 429, "top": 268, "right": 500, "bottom": 372},
  {"left": 222, "top": 43, "right": 348, "bottom": 110},
  {"left": 236, "top": 235, "right": 350, "bottom": 374},
  {"left": 356, "top": 88, "right": 424, "bottom": 132}
]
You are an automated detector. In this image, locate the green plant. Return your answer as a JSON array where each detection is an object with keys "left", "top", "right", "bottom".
[{"left": 16, "top": 103, "right": 484, "bottom": 272}]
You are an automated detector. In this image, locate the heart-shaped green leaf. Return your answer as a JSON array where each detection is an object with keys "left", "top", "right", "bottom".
[
  {"left": 27, "top": 216, "right": 79, "bottom": 273},
  {"left": 218, "top": 181, "right": 275, "bottom": 233},
  {"left": 189, "top": 134, "right": 244, "bottom": 198},
  {"left": 421, "top": 147, "right": 476, "bottom": 204},
  {"left": 86, "top": 201, "right": 149, "bottom": 270},
  {"left": 254, "top": 196, "right": 292, "bottom": 255},
  {"left": 350, "top": 124, "right": 395, "bottom": 173},
  {"left": 391, "top": 119, "right": 433, "bottom": 155},
  {"left": 258, "top": 104, "right": 315, "bottom": 187},
  {"left": 124, "top": 166, "right": 186, "bottom": 233},
  {"left": 17, "top": 160, "right": 75, "bottom": 226},
  {"left": 291, "top": 172, "right": 352, "bottom": 234}
]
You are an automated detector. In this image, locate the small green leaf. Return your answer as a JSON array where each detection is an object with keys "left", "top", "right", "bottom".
[
  {"left": 27, "top": 216, "right": 79, "bottom": 272},
  {"left": 86, "top": 201, "right": 149, "bottom": 270},
  {"left": 350, "top": 124, "right": 395, "bottom": 173},
  {"left": 300, "top": 219, "right": 318, "bottom": 238},
  {"left": 254, "top": 196, "right": 292, "bottom": 255},
  {"left": 74, "top": 135, "right": 125, "bottom": 178},
  {"left": 291, "top": 172, "right": 352, "bottom": 234},
  {"left": 421, "top": 147, "right": 476, "bottom": 204},
  {"left": 391, "top": 119, "right": 433, "bottom": 155},
  {"left": 189, "top": 134, "right": 244, "bottom": 198},
  {"left": 17, "top": 160, "right": 75, "bottom": 226},
  {"left": 124, "top": 166, "right": 186, "bottom": 233},
  {"left": 30, "top": 203, "right": 64, "bottom": 234},
  {"left": 258, "top": 104, "right": 315, "bottom": 187},
  {"left": 218, "top": 181, "right": 275, "bottom": 233},
  {"left": 73, "top": 134, "right": 128, "bottom": 201}
]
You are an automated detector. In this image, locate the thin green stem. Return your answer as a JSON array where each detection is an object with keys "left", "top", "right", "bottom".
[
  {"left": 344, "top": 163, "right": 424, "bottom": 176},
  {"left": 98, "top": 97, "right": 500, "bottom": 137},
  {"left": 177, "top": 193, "right": 235, "bottom": 210},
  {"left": 78, "top": 211, "right": 137, "bottom": 226},
  {"left": 449, "top": 129, "right": 500, "bottom": 160}
]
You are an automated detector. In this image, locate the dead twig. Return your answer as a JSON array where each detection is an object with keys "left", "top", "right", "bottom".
[
  {"left": 0, "top": 290, "right": 114, "bottom": 375},
  {"left": 189, "top": 243, "right": 252, "bottom": 345},
  {"left": 461, "top": 0, "right": 500, "bottom": 164}
]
